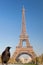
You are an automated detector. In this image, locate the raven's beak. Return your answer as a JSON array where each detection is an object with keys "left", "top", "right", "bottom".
[{"left": 10, "top": 47, "right": 12, "bottom": 48}]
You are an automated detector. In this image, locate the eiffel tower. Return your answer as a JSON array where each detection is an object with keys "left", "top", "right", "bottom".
[{"left": 12, "top": 6, "right": 36, "bottom": 62}]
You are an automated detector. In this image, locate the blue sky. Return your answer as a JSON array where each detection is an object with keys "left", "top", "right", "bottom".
[{"left": 0, "top": 0, "right": 43, "bottom": 57}]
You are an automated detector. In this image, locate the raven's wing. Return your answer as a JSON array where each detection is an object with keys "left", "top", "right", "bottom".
[
  {"left": 1, "top": 51, "right": 5, "bottom": 58},
  {"left": 1, "top": 51, "right": 6, "bottom": 62},
  {"left": 7, "top": 52, "right": 10, "bottom": 57}
]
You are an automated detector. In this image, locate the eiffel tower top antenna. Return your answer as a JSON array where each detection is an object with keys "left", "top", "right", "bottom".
[{"left": 21, "top": 6, "right": 26, "bottom": 34}]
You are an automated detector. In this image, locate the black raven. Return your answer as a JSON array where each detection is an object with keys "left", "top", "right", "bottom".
[{"left": 1, "top": 47, "right": 11, "bottom": 65}]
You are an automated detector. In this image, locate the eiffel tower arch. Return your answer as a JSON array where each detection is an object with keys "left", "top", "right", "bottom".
[{"left": 12, "top": 6, "right": 36, "bottom": 62}]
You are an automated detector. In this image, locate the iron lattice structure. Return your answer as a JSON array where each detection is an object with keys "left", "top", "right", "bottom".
[{"left": 12, "top": 6, "right": 36, "bottom": 62}]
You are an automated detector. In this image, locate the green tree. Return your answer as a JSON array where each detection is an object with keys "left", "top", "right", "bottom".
[{"left": 41, "top": 54, "right": 43, "bottom": 63}]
